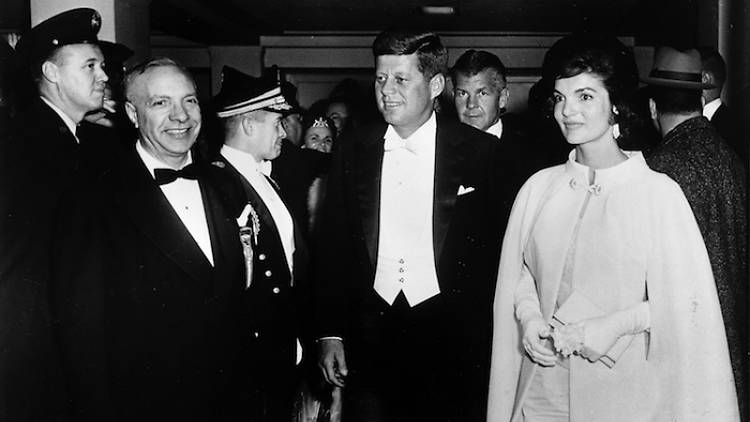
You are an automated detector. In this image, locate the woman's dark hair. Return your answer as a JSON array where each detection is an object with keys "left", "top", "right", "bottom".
[{"left": 545, "top": 33, "right": 641, "bottom": 141}]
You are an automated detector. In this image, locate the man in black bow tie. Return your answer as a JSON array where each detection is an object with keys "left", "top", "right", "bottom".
[{"left": 51, "top": 58, "right": 253, "bottom": 420}]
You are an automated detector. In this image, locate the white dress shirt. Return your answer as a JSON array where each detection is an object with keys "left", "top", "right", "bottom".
[
  {"left": 136, "top": 142, "right": 214, "bottom": 265},
  {"left": 703, "top": 98, "right": 722, "bottom": 120},
  {"left": 485, "top": 117, "right": 504, "bottom": 140},
  {"left": 373, "top": 112, "right": 441, "bottom": 307},
  {"left": 41, "top": 96, "right": 80, "bottom": 143},
  {"left": 221, "top": 144, "right": 295, "bottom": 275}
]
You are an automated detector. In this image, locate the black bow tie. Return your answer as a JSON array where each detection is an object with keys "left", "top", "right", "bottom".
[{"left": 154, "top": 164, "right": 200, "bottom": 185}]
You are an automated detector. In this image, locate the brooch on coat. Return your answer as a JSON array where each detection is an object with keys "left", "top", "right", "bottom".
[{"left": 237, "top": 203, "right": 260, "bottom": 289}]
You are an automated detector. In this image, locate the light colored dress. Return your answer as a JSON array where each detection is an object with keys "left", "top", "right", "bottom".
[{"left": 487, "top": 151, "right": 738, "bottom": 422}]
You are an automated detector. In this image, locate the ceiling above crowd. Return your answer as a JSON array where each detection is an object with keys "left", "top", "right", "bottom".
[{"left": 3, "top": 0, "right": 702, "bottom": 46}]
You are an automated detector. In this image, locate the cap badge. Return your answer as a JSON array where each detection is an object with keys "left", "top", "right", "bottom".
[{"left": 91, "top": 11, "right": 101, "bottom": 30}]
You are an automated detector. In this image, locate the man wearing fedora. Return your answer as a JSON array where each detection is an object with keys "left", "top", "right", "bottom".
[
  {"left": 0, "top": 8, "right": 108, "bottom": 419},
  {"left": 644, "top": 45, "right": 748, "bottom": 418},
  {"left": 209, "top": 66, "right": 308, "bottom": 421}
]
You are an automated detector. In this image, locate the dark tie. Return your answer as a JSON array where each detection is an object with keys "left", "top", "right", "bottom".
[{"left": 154, "top": 164, "right": 200, "bottom": 185}]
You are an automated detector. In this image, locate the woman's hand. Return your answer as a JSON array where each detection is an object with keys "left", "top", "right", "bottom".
[
  {"left": 580, "top": 314, "right": 622, "bottom": 362},
  {"left": 580, "top": 302, "right": 650, "bottom": 362},
  {"left": 522, "top": 317, "right": 557, "bottom": 366}
]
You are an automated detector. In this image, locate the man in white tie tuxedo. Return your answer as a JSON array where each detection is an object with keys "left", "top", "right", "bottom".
[
  {"left": 315, "top": 29, "right": 524, "bottom": 422},
  {"left": 51, "top": 58, "right": 253, "bottom": 420},
  {"left": 207, "top": 66, "right": 308, "bottom": 422}
]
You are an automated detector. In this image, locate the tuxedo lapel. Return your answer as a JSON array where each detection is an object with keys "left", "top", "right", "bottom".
[
  {"left": 433, "top": 118, "right": 466, "bottom": 263},
  {"left": 354, "top": 125, "right": 387, "bottom": 266},
  {"left": 198, "top": 175, "right": 243, "bottom": 295},
  {"left": 113, "top": 148, "right": 213, "bottom": 283}
]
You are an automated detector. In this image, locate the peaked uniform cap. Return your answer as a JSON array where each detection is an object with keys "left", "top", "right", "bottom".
[
  {"left": 641, "top": 46, "right": 715, "bottom": 90},
  {"left": 15, "top": 8, "right": 102, "bottom": 67},
  {"left": 214, "top": 66, "right": 291, "bottom": 118}
]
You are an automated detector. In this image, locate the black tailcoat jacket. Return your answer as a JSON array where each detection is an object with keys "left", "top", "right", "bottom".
[
  {"left": 50, "top": 145, "right": 259, "bottom": 421},
  {"left": 314, "top": 116, "right": 525, "bottom": 420}
]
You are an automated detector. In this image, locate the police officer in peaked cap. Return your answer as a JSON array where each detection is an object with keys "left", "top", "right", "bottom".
[{"left": 0, "top": 8, "right": 108, "bottom": 421}]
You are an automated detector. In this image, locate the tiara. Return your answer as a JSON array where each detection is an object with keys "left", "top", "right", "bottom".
[{"left": 312, "top": 117, "right": 330, "bottom": 128}]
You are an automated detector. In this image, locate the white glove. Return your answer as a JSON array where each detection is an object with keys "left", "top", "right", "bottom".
[{"left": 580, "top": 301, "right": 650, "bottom": 362}]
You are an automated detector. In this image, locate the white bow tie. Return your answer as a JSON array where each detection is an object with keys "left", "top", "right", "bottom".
[
  {"left": 383, "top": 137, "right": 419, "bottom": 154},
  {"left": 258, "top": 160, "right": 272, "bottom": 176}
]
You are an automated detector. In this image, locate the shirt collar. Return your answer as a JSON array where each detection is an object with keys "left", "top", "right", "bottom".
[
  {"left": 382, "top": 112, "right": 437, "bottom": 155},
  {"left": 703, "top": 98, "right": 722, "bottom": 120},
  {"left": 221, "top": 144, "right": 272, "bottom": 178},
  {"left": 136, "top": 141, "right": 193, "bottom": 179},
  {"left": 485, "top": 117, "right": 503, "bottom": 140},
  {"left": 40, "top": 96, "right": 78, "bottom": 138}
]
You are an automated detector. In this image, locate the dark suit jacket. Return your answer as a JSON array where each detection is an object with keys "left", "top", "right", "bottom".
[
  {"left": 205, "top": 154, "right": 310, "bottom": 420},
  {"left": 51, "top": 145, "right": 254, "bottom": 421},
  {"left": 711, "top": 103, "right": 747, "bottom": 165},
  {"left": 0, "top": 99, "right": 80, "bottom": 421},
  {"left": 314, "top": 115, "right": 524, "bottom": 418},
  {"left": 271, "top": 139, "right": 330, "bottom": 236}
]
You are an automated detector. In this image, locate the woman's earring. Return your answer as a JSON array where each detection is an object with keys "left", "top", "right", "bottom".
[{"left": 612, "top": 123, "right": 621, "bottom": 139}]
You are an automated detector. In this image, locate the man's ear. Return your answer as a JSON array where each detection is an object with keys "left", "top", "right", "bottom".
[
  {"left": 241, "top": 114, "right": 254, "bottom": 137},
  {"left": 701, "top": 70, "right": 713, "bottom": 86},
  {"left": 125, "top": 101, "right": 138, "bottom": 128},
  {"left": 498, "top": 87, "right": 510, "bottom": 110},
  {"left": 429, "top": 73, "right": 445, "bottom": 100},
  {"left": 41, "top": 60, "right": 59, "bottom": 84}
]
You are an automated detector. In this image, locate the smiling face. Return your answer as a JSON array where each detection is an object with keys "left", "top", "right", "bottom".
[
  {"left": 553, "top": 72, "right": 615, "bottom": 147},
  {"left": 453, "top": 69, "right": 508, "bottom": 131},
  {"left": 374, "top": 53, "right": 443, "bottom": 138},
  {"left": 125, "top": 65, "right": 201, "bottom": 168},
  {"left": 45, "top": 43, "right": 108, "bottom": 121},
  {"left": 304, "top": 125, "right": 334, "bottom": 153}
]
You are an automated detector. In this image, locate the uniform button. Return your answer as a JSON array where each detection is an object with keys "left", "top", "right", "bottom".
[
  {"left": 259, "top": 254, "right": 266, "bottom": 261},
  {"left": 265, "top": 270, "right": 272, "bottom": 277},
  {"left": 398, "top": 268, "right": 404, "bottom": 273},
  {"left": 399, "top": 277, "right": 404, "bottom": 283},
  {"left": 398, "top": 259, "right": 404, "bottom": 264},
  {"left": 272, "top": 287, "right": 280, "bottom": 294},
  {"left": 253, "top": 331, "right": 260, "bottom": 338}
]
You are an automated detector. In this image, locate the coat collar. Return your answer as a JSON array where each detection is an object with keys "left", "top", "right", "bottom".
[{"left": 663, "top": 115, "right": 712, "bottom": 146}]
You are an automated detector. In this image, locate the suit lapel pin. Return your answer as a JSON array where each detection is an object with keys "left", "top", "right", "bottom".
[{"left": 211, "top": 161, "right": 226, "bottom": 168}]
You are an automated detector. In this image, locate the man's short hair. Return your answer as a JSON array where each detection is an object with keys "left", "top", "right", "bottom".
[
  {"left": 698, "top": 47, "right": 726, "bottom": 88},
  {"left": 124, "top": 57, "right": 195, "bottom": 102},
  {"left": 648, "top": 86, "right": 703, "bottom": 115},
  {"left": 372, "top": 29, "right": 447, "bottom": 79},
  {"left": 451, "top": 50, "right": 508, "bottom": 90}
]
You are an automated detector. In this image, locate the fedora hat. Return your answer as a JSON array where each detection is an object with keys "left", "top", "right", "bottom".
[{"left": 642, "top": 46, "right": 714, "bottom": 89}]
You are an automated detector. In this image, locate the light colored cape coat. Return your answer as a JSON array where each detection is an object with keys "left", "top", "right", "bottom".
[{"left": 487, "top": 152, "right": 738, "bottom": 422}]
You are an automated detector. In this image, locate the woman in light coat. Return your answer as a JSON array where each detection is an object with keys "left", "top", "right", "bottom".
[{"left": 487, "top": 34, "right": 738, "bottom": 422}]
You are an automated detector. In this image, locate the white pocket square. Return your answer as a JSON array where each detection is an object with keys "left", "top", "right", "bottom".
[{"left": 457, "top": 185, "right": 476, "bottom": 196}]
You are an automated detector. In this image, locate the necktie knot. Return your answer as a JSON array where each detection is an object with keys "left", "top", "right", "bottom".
[{"left": 154, "top": 164, "right": 200, "bottom": 185}]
